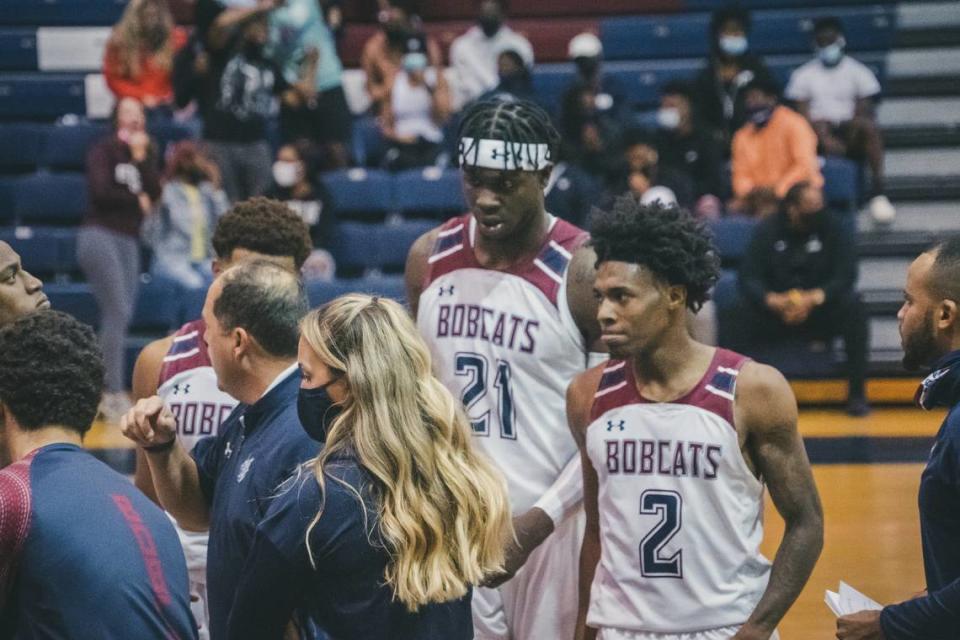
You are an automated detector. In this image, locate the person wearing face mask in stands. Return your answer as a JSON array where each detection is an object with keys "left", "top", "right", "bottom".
[
  {"left": 691, "top": 6, "right": 778, "bottom": 148},
  {"left": 786, "top": 16, "right": 895, "bottom": 226},
  {"left": 560, "top": 32, "right": 630, "bottom": 179},
  {"left": 379, "top": 35, "right": 452, "bottom": 171},
  {"left": 264, "top": 142, "right": 337, "bottom": 281},
  {"left": 476, "top": 49, "right": 537, "bottom": 105},
  {"left": 361, "top": 0, "right": 443, "bottom": 114},
  {"left": 731, "top": 76, "right": 823, "bottom": 218},
  {"left": 738, "top": 181, "right": 869, "bottom": 416},
  {"left": 450, "top": 0, "right": 534, "bottom": 105},
  {"left": 143, "top": 141, "right": 229, "bottom": 292},
  {"left": 654, "top": 81, "right": 726, "bottom": 218}
]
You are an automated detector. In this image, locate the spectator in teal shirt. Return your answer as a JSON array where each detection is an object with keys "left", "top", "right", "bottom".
[{"left": 268, "top": 0, "right": 351, "bottom": 168}]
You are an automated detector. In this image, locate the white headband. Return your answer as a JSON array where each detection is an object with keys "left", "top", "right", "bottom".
[{"left": 458, "top": 137, "right": 553, "bottom": 172}]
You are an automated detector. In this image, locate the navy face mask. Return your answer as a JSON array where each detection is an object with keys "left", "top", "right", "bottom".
[{"left": 297, "top": 384, "right": 343, "bottom": 443}]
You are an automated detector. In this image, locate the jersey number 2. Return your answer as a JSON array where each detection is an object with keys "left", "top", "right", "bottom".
[
  {"left": 639, "top": 490, "right": 683, "bottom": 578},
  {"left": 455, "top": 352, "right": 516, "bottom": 439}
]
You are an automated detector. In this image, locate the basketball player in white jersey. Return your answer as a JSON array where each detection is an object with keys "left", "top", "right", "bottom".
[
  {"left": 571, "top": 198, "right": 824, "bottom": 640},
  {"left": 406, "top": 99, "right": 604, "bottom": 640},
  {"left": 130, "top": 197, "right": 313, "bottom": 639}
]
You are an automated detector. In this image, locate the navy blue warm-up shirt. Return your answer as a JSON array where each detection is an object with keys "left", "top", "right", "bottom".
[
  {"left": 225, "top": 453, "right": 474, "bottom": 640},
  {"left": 881, "top": 351, "right": 960, "bottom": 639},
  {"left": 190, "top": 366, "right": 320, "bottom": 640},
  {"left": 0, "top": 443, "right": 197, "bottom": 639}
]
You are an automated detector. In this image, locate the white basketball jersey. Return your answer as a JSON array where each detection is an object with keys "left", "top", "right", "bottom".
[
  {"left": 417, "top": 214, "right": 589, "bottom": 514},
  {"left": 157, "top": 319, "right": 238, "bottom": 454},
  {"left": 585, "top": 351, "right": 771, "bottom": 633}
]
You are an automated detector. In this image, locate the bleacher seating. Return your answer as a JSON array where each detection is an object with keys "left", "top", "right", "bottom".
[
  {"left": 44, "top": 122, "right": 109, "bottom": 171},
  {"left": 0, "top": 226, "right": 77, "bottom": 279},
  {"left": 332, "top": 220, "right": 434, "bottom": 277},
  {"left": 0, "top": 123, "right": 46, "bottom": 173},
  {"left": 394, "top": 168, "right": 465, "bottom": 218},
  {"left": 0, "top": 29, "right": 38, "bottom": 71},
  {"left": 306, "top": 276, "right": 407, "bottom": 308},
  {"left": 321, "top": 168, "right": 394, "bottom": 219},
  {"left": 708, "top": 217, "right": 758, "bottom": 269},
  {"left": 13, "top": 172, "right": 87, "bottom": 225}
]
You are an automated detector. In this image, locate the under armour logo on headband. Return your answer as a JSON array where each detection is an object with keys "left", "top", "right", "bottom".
[{"left": 459, "top": 137, "right": 553, "bottom": 172}]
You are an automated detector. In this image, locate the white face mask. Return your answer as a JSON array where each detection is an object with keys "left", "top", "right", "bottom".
[
  {"left": 719, "top": 34, "right": 748, "bottom": 57},
  {"left": 272, "top": 161, "right": 300, "bottom": 188},
  {"left": 817, "top": 37, "right": 846, "bottom": 66},
  {"left": 657, "top": 107, "right": 682, "bottom": 130}
]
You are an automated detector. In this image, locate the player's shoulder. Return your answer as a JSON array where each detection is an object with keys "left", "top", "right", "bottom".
[
  {"left": 0, "top": 456, "right": 34, "bottom": 517},
  {"left": 734, "top": 361, "right": 797, "bottom": 431}
]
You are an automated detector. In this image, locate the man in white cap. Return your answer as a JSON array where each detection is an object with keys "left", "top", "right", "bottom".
[
  {"left": 450, "top": 0, "right": 534, "bottom": 105},
  {"left": 561, "top": 33, "right": 629, "bottom": 178}
]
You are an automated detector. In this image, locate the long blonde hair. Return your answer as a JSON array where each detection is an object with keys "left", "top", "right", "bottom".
[
  {"left": 301, "top": 294, "right": 512, "bottom": 610},
  {"left": 107, "top": 0, "right": 175, "bottom": 78}
]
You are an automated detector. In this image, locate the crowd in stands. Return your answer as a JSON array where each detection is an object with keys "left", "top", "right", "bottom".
[{"left": 83, "top": 0, "right": 891, "bottom": 417}]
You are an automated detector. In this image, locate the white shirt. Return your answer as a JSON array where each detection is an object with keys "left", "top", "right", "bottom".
[
  {"left": 450, "top": 25, "right": 534, "bottom": 104},
  {"left": 785, "top": 55, "right": 881, "bottom": 124},
  {"left": 391, "top": 70, "right": 444, "bottom": 143}
]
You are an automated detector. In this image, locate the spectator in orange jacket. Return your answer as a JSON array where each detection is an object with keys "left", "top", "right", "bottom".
[
  {"left": 103, "top": 0, "right": 186, "bottom": 109},
  {"left": 731, "top": 76, "right": 823, "bottom": 217}
]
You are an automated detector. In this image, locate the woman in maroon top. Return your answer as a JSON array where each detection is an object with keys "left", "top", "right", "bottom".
[{"left": 77, "top": 97, "right": 161, "bottom": 421}]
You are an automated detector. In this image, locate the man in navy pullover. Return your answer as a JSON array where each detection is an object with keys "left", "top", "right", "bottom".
[
  {"left": 838, "top": 238, "right": 960, "bottom": 639},
  {"left": 122, "top": 260, "right": 319, "bottom": 640}
]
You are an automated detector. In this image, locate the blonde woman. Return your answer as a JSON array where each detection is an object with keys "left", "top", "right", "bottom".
[
  {"left": 225, "top": 294, "right": 512, "bottom": 639},
  {"left": 103, "top": 0, "right": 185, "bottom": 108}
]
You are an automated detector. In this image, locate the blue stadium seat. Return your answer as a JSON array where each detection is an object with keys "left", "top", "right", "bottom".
[
  {"left": 709, "top": 216, "right": 759, "bottom": 268},
  {"left": 748, "top": 6, "right": 896, "bottom": 56},
  {"left": 351, "top": 116, "right": 388, "bottom": 168},
  {"left": 0, "top": 123, "right": 47, "bottom": 173},
  {"left": 601, "top": 14, "right": 712, "bottom": 60},
  {"left": 0, "top": 0, "right": 124, "bottom": 26},
  {"left": 13, "top": 172, "right": 87, "bottom": 225},
  {"left": 321, "top": 168, "right": 394, "bottom": 219},
  {"left": 600, "top": 6, "right": 896, "bottom": 60},
  {"left": 43, "top": 281, "right": 98, "bottom": 327},
  {"left": 43, "top": 122, "right": 109, "bottom": 171},
  {"left": 0, "top": 177, "right": 15, "bottom": 223},
  {"left": 306, "top": 276, "right": 407, "bottom": 308},
  {"left": 534, "top": 60, "right": 702, "bottom": 110},
  {"left": 393, "top": 168, "right": 465, "bottom": 218},
  {"left": 130, "top": 276, "right": 182, "bottom": 333},
  {"left": 0, "top": 29, "right": 37, "bottom": 71},
  {"left": 822, "top": 156, "right": 861, "bottom": 211},
  {"left": 332, "top": 220, "right": 434, "bottom": 276},
  {"left": 0, "top": 226, "right": 77, "bottom": 278},
  {"left": 0, "top": 74, "right": 86, "bottom": 120}
]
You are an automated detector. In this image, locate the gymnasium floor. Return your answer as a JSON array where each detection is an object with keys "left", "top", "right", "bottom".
[{"left": 85, "top": 401, "right": 942, "bottom": 639}]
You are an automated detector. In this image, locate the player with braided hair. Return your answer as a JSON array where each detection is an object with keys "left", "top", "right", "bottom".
[
  {"left": 570, "top": 198, "right": 823, "bottom": 640},
  {"left": 406, "top": 98, "right": 604, "bottom": 639}
]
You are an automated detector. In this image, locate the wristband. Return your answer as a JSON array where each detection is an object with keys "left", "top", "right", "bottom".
[{"left": 143, "top": 438, "right": 176, "bottom": 454}]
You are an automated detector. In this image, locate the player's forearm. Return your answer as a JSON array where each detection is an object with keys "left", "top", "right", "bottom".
[
  {"left": 745, "top": 515, "right": 823, "bottom": 634},
  {"left": 144, "top": 443, "right": 210, "bottom": 531}
]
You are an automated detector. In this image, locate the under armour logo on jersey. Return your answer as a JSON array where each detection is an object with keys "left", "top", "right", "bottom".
[
  {"left": 438, "top": 285, "right": 455, "bottom": 296},
  {"left": 224, "top": 441, "right": 233, "bottom": 459},
  {"left": 237, "top": 457, "right": 255, "bottom": 483},
  {"left": 607, "top": 420, "right": 625, "bottom": 432},
  {"left": 172, "top": 383, "right": 191, "bottom": 395}
]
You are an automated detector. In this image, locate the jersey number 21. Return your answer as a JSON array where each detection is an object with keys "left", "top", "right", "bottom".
[{"left": 455, "top": 351, "right": 516, "bottom": 439}]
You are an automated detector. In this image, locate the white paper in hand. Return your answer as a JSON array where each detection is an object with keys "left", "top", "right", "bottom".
[{"left": 824, "top": 581, "right": 882, "bottom": 617}]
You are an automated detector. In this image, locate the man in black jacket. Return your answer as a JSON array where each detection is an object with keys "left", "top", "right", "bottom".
[
  {"left": 691, "top": 6, "right": 779, "bottom": 148},
  {"left": 738, "top": 181, "right": 869, "bottom": 415}
]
